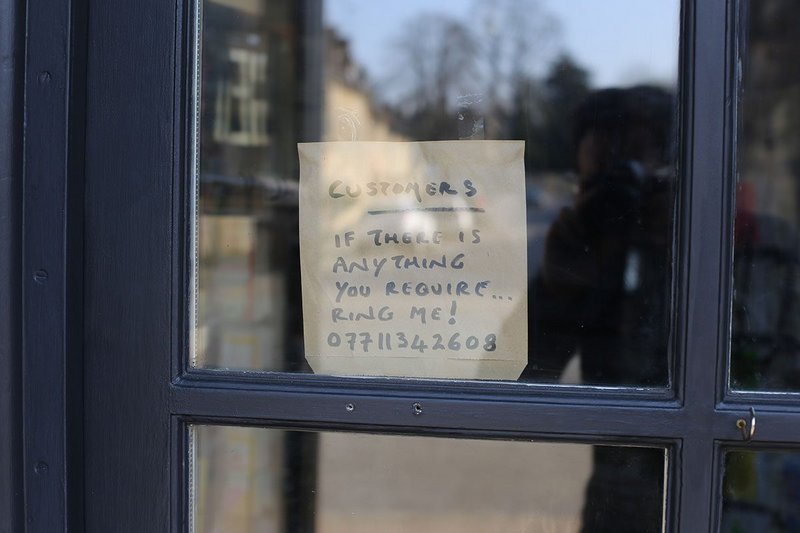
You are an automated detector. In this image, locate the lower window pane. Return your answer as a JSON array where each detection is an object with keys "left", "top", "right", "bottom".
[
  {"left": 722, "top": 449, "right": 800, "bottom": 532},
  {"left": 191, "top": 425, "right": 666, "bottom": 532}
]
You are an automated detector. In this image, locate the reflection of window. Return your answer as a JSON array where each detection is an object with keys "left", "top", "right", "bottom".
[{"left": 213, "top": 47, "right": 269, "bottom": 146}]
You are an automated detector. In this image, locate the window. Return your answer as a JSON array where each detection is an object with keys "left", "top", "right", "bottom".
[{"left": 10, "top": 0, "right": 800, "bottom": 531}]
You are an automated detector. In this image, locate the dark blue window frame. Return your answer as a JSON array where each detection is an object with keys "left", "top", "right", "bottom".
[{"left": 4, "top": 0, "right": 800, "bottom": 531}]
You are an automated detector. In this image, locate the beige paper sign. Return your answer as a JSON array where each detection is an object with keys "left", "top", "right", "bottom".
[{"left": 299, "top": 141, "right": 527, "bottom": 380}]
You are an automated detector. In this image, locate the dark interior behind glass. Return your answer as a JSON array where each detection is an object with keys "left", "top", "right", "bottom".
[{"left": 731, "top": 0, "right": 800, "bottom": 391}]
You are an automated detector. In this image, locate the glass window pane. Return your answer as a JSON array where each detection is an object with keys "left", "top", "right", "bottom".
[
  {"left": 721, "top": 449, "right": 800, "bottom": 532},
  {"left": 191, "top": 425, "right": 667, "bottom": 532},
  {"left": 731, "top": 1, "right": 800, "bottom": 391},
  {"left": 193, "top": 0, "right": 681, "bottom": 386}
]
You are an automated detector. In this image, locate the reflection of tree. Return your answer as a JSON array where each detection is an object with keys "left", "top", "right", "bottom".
[
  {"left": 388, "top": 14, "right": 481, "bottom": 139},
  {"left": 472, "top": 0, "right": 559, "bottom": 115},
  {"left": 510, "top": 55, "right": 591, "bottom": 171},
  {"left": 384, "top": 0, "right": 562, "bottom": 141},
  {"left": 376, "top": 3, "right": 592, "bottom": 162}
]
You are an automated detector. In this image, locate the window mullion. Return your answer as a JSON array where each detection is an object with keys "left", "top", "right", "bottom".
[{"left": 678, "top": 0, "right": 733, "bottom": 531}]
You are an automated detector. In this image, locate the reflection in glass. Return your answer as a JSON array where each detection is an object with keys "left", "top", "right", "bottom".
[
  {"left": 191, "top": 425, "right": 666, "bottom": 533},
  {"left": 722, "top": 450, "right": 800, "bottom": 532},
  {"left": 194, "top": 0, "right": 680, "bottom": 386},
  {"left": 731, "top": 0, "right": 800, "bottom": 391}
]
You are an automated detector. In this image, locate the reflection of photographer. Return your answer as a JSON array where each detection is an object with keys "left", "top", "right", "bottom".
[
  {"left": 525, "top": 87, "right": 675, "bottom": 533},
  {"left": 525, "top": 86, "right": 674, "bottom": 388}
]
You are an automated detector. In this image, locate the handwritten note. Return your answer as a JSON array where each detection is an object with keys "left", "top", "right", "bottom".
[{"left": 299, "top": 141, "right": 527, "bottom": 379}]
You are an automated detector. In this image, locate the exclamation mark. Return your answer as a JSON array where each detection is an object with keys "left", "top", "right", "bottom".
[{"left": 448, "top": 301, "right": 457, "bottom": 325}]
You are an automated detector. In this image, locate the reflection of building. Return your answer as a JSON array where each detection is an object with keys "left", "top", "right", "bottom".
[
  {"left": 731, "top": 0, "right": 800, "bottom": 391},
  {"left": 212, "top": 47, "right": 270, "bottom": 147},
  {"left": 197, "top": 0, "right": 306, "bottom": 378},
  {"left": 196, "top": 5, "right": 316, "bottom": 531},
  {"left": 738, "top": 2, "right": 800, "bottom": 225},
  {"left": 194, "top": 6, "right": 412, "bottom": 532},
  {"left": 200, "top": 0, "right": 300, "bottom": 181},
  {"left": 197, "top": 6, "right": 408, "bottom": 378},
  {"left": 323, "top": 28, "right": 406, "bottom": 142}
]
